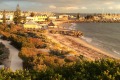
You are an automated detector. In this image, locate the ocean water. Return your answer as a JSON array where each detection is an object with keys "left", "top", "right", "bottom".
[{"left": 75, "top": 23, "right": 120, "bottom": 57}]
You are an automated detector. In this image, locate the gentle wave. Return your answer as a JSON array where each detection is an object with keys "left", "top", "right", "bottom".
[
  {"left": 69, "top": 23, "right": 76, "bottom": 30},
  {"left": 81, "top": 36, "right": 92, "bottom": 43},
  {"left": 76, "top": 23, "right": 120, "bottom": 57},
  {"left": 61, "top": 23, "right": 76, "bottom": 30},
  {"left": 112, "top": 49, "right": 120, "bottom": 54}
]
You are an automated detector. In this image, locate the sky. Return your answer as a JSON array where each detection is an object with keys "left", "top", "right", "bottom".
[{"left": 0, "top": 0, "right": 120, "bottom": 13}]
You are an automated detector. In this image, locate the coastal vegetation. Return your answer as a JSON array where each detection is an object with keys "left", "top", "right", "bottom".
[
  {"left": 0, "top": 42, "right": 9, "bottom": 65},
  {"left": 0, "top": 2, "right": 120, "bottom": 80},
  {"left": 0, "top": 22, "right": 119, "bottom": 79},
  {"left": 0, "top": 23, "right": 80, "bottom": 71},
  {"left": 0, "top": 59, "right": 120, "bottom": 80}
]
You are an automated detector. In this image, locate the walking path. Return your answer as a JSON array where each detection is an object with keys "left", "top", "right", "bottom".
[{"left": 0, "top": 39, "right": 23, "bottom": 71}]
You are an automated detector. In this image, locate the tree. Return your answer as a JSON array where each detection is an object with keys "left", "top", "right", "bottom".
[
  {"left": 85, "top": 15, "right": 94, "bottom": 19},
  {"left": 13, "top": 4, "right": 22, "bottom": 24},
  {"left": 76, "top": 13, "right": 80, "bottom": 20},
  {"left": 22, "top": 14, "right": 26, "bottom": 24},
  {"left": 2, "top": 10, "right": 6, "bottom": 24},
  {"left": 30, "top": 12, "right": 35, "bottom": 17}
]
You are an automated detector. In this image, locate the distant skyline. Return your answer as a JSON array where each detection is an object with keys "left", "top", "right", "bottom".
[{"left": 0, "top": 0, "right": 120, "bottom": 13}]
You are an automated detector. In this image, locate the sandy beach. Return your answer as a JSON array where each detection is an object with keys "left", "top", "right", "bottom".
[{"left": 46, "top": 33, "right": 119, "bottom": 60}]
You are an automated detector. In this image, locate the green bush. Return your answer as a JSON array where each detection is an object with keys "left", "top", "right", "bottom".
[{"left": 0, "top": 59, "right": 120, "bottom": 80}]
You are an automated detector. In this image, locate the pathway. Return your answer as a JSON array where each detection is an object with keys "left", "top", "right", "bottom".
[{"left": 0, "top": 39, "right": 23, "bottom": 71}]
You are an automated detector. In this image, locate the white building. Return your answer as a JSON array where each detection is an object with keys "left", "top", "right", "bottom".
[
  {"left": 59, "top": 14, "right": 69, "bottom": 20},
  {"left": 48, "top": 16, "right": 57, "bottom": 21},
  {"left": 23, "top": 21, "right": 42, "bottom": 29},
  {"left": 26, "top": 15, "right": 47, "bottom": 22},
  {"left": 0, "top": 14, "right": 13, "bottom": 23}
]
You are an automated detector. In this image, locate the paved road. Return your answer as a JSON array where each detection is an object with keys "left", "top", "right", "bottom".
[{"left": 0, "top": 39, "right": 23, "bottom": 71}]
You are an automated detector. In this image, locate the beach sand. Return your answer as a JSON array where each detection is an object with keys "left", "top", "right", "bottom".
[{"left": 46, "top": 33, "right": 119, "bottom": 60}]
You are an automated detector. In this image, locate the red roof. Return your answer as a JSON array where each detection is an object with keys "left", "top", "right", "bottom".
[{"left": 48, "top": 22, "right": 55, "bottom": 26}]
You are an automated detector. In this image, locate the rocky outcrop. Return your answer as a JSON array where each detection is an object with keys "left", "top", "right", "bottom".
[{"left": 49, "top": 30, "right": 83, "bottom": 37}]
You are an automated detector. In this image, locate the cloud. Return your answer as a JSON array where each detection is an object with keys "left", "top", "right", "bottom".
[
  {"left": 49, "top": 5, "right": 56, "bottom": 9},
  {"left": 104, "top": 1, "right": 114, "bottom": 5},
  {"left": 49, "top": 5, "right": 79, "bottom": 10},
  {"left": 65, "top": 6, "right": 79, "bottom": 10},
  {"left": 108, "top": 5, "right": 120, "bottom": 10},
  {"left": 108, "top": 7, "right": 114, "bottom": 10},
  {"left": 81, "top": 7, "right": 87, "bottom": 10},
  {"left": 114, "top": 5, "right": 120, "bottom": 9},
  {"left": 0, "top": 0, "right": 120, "bottom": 13}
]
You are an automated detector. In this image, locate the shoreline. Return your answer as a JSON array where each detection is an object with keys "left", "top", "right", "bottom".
[
  {"left": 82, "top": 36, "right": 120, "bottom": 58},
  {"left": 66, "top": 35, "right": 119, "bottom": 59},
  {"left": 79, "top": 36, "right": 120, "bottom": 59},
  {"left": 46, "top": 33, "right": 119, "bottom": 60},
  {"left": 61, "top": 20, "right": 120, "bottom": 23},
  {"left": 62, "top": 22, "right": 120, "bottom": 59}
]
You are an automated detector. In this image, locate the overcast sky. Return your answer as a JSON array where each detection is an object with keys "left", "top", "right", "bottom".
[{"left": 0, "top": 0, "right": 120, "bottom": 13}]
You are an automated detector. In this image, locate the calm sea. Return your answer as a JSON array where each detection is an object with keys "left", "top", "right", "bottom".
[{"left": 75, "top": 23, "right": 120, "bottom": 57}]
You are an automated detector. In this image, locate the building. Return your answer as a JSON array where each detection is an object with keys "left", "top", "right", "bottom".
[
  {"left": 48, "top": 16, "right": 57, "bottom": 21},
  {"left": 23, "top": 21, "right": 42, "bottom": 29},
  {"left": 26, "top": 17, "right": 34, "bottom": 21},
  {"left": 26, "top": 15, "right": 47, "bottom": 22},
  {"left": 0, "top": 4, "right": 56, "bottom": 23},
  {"left": 33, "top": 15, "right": 47, "bottom": 22},
  {"left": 48, "top": 21, "right": 57, "bottom": 28},
  {"left": 0, "top": 11, "right": 14, "bottom": 23},
  {"left": 59, "top": 14, "right": 69, "bottom": 20}
]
